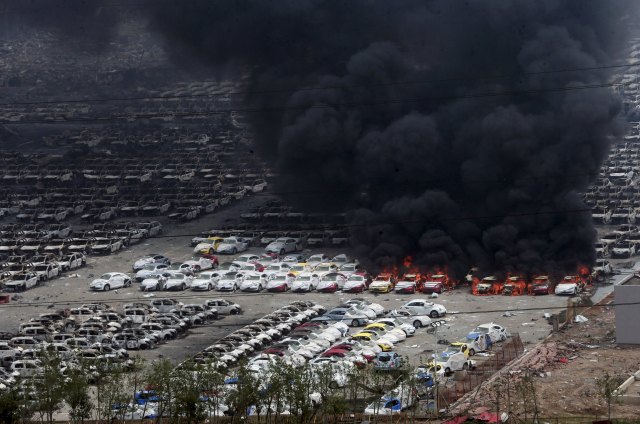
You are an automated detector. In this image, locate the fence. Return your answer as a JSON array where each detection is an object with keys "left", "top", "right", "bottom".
[{"left": 436, "top": 333, "right": 525, "bottom": 408}]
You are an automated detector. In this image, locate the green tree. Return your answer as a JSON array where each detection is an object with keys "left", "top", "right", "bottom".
[
  {"left": 31, "top": 350, "right": 66, "bottom": 423},
  {"left": 0, "top": 387, "right": 27, "bottom": 424},
  {"left": 596, "top": 370, "right": 626, "bottom": 421},
  {"left": 64, "top": 366, "right": 92, "bottom": 424}
]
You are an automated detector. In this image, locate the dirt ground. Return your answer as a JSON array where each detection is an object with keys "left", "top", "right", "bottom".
[{"left": 451, "top": 292, "right": 640, "bottom": 420}]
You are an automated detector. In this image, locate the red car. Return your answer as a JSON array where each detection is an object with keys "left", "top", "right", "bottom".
[
  {"left": 530, "top": 276, "right": 551, "bottom": 295},
  {"left": 200, "top": 253, "right": 219, "bottom": 268},
  {"left": 419, "top": 274, "right": 448, "bottom": 293}
]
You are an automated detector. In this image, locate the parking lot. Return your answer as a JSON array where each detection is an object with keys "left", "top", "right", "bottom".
[{"left": 0, "top": 195, "right": 568, "bottom": 367}]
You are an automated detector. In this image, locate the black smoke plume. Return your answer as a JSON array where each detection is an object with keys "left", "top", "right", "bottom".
[{"left": 15, "top": 0, "right": 637, "bottom": 278}]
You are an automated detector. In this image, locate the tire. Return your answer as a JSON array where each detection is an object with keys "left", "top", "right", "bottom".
[
  {"left": 329, "top": 381, "right": 339, "bottom": 390},
  {"left": 413, "top": 320, "right": 422, "bottom": 329},
  {"left": 445, "top": 367, "right": 451, "bottom": 376},
  {"left": 194, "top": 266, "right": 201, "bottom": 272},
  {"left": 208, "top": 248, "right": 214, "bottom": 255},
  {"left": 208, "top": 284, "right": 213, "bottom": 291},
  {"left": 125, "top": 280, "right": 131, "bottom": 287},
  {"left": 181, "top": 283, "right": 186, "bottom": 291},
  {"left": 230, "top": 308, "right": 239, "bottom": 315},
  {"left": 351, "top": 319, "right": 359, "bottom": 327},
  {"left": 468, "top": 349, "right": 475, "bottom": 356},
  {"left": 280, "top": 249, "right": 285, "bottom": 255},
  {"left": 104, "top": 284, "right": 110, "bottom": 291},
  {"left": 232, "top": 248, "right": 237, "bottom": 254},
  {"left": 430, "top": 310, "right": 439, "bottom": 318},
  {"left": 462, "top": 363, "right": 469, "bottom": 370},
  {"left": 258, "top": 285, "right": 263, "bottom": 291}
]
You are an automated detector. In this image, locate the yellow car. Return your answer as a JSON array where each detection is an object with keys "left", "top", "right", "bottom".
[
  {"left": 368, "top": 275, "right": 396, "bottom": 293},
  {"left": 193, "top": 237, "right": 224, "bottom": 255},
  {"left": 289, "top": 263, "right": 311, "bottom": 275},
  {"left": 377, "top": 341, "right": 394, "bottom": 352},
  {"left": 351, "top": 332, "right": 375, "bottom": 341},
  {"left": 363, "top": 323, "right": 389, "bottom": 332}
]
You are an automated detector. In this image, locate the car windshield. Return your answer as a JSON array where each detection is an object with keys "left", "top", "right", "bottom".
[
  {"left": 100, "top": 274, "right": 112, "bottom": 279},
  {"left": 473, "top": 326, "right": 489, "bottom": 334},
  {"left": 275, "top": 238, "right": 288, "bottom": 243},
  {"left": 291, "top": 265, "right": 305, "bottom": 271},
  {"left": 60, "top": 256, "right": 71, "bottom": 261},
  {"left": 199, "top": 272, "right": 214, "bottom": 279},
  {"left": 316, "top": 265, "right": 332, "bottom": 272},
  {"left": 246, "top": 275, "right": 261, "bottom": 281},
  {"left": 322, "top": 274, "right": 337, "bottom": 281},
  {"left": 142, "top": 264, "right": 156, "bottom": 270},
  {"left": 34, "top": 265, "right": 47, "bottom": 271},
  {"left": 170, "top": 274, "right": 184, "bottom": 280},
  {"left": 297, "top": 276, "right": 311, "bottom": 281},
  {"left": 273, "top": 275, "right": 286, "bottom": 282},
  {"left": 224, "top": 272, "right": 237, "bottom": 278},
  {"left": 266, "top": 264, "right": 281, "bottom": 271},
  {"left": 341, "top": 264, "right": 356, "bottom": 271},
  {"left": 348, "top": 275, "right": 364, "bottom": 282}
]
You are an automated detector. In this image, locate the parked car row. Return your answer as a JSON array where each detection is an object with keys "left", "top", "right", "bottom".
[
  {"left": 0, "top": 221, "right": 162, "bottom": 260},
  {"left": 0, "top": 252, "right": 87, "bottom": 292},
  {"left": 0, "top": 298, "right": 242, "bottom": 389}
]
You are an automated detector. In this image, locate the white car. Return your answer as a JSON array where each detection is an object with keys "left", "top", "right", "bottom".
[
  {"left": 132, "top": 255, "right": 170, "bottom": 271},
  {"left": 338, "top": 262, "right": 360, "bottom": 276},
  {"left": 345, "top": 299, "right": 384, "bottom": 316},
  {"left": 342, "top": 275, "right": 367, "bottom": 293},
  {"left": 306, "top": 253, "right": 329, "bottom": 266},
  {"left": 375, "top": 318, "right": 416, "bottom": 336},
  {"left": 191, "top": 271, "right": 221, "bottom": 291},
  {"left": 265, "top": 237, "right": 300, "bottom": 255},
  {"left": 33, "top": 263, "right": 61, "bottom": 281},
  {"left": 291, "top": 273, "right": 319, "bottom": 292},
  {"left": 466, "top": 323, "right": 508, "bottom": 342},
  {"left": 554, "top": 276, "right": 582, "bottom": 295},
  {"left": 263, "top": 262, "right": 292, "bottom": 276},
  {"left": 387, "top": 309, "right": 432, "bottom": 329},
  {"left": 135, "top": 263, "right": 170, "bottom": 282},
  {"left": 163, "top": 273, "right": 194, "bottom": 291},
  {"left": 316, "top": 272, "right": 347, "bottom": 292},
  {"left": 90, "top": 273, "right": 132, "bottom": 291},
  {"left": 57, "top": 253, "right": 86, "bottom": 271},
  {"left": 203, "top": 299, "right": 242, "bottom": 315},
  {"left": 5, "top": 272, "right": 40, "bottom": 291},
  {"left": 239, "top": 272, "right": 267, "bottom": 292},
  {"left": 402, "top": 299, "right": 447, "bottom": 318},
  {"left": 266, "top": 273, "right": 294, "bottom": 292},
  {"left": 216, "top": 237, "right": 250, "bottom": 254},
  {"left": 234, "top": 254, "right": 261, "bottom": 263},
  {"left": 184, "top": 257, "right": 216, "bottom": 272},
  {"left": 140, "top": 273, "right": 170, "bottom": 291},
  {"left": 217, "top": 272, "right": 242, "bottom": 292}
]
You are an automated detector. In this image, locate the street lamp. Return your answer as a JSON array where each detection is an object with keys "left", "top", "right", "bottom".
[{"left": 430, "top": 319, "right": 446, "bottom": 416}]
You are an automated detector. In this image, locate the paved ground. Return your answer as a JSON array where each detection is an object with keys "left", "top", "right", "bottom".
[{"left": 0, "top": 195, "right": 575, "bottom": 367}]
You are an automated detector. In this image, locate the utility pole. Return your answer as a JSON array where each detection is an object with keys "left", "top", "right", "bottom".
[{"left": 430, "top": 319, "right": 446, "bottom": 417}]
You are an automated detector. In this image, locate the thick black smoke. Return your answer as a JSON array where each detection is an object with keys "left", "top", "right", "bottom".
[
  {"left": 5, "top": 0, "right": 119, "bottom": 49},
  {"left": 15, "top": 0, "right": 636, "bottom": 278},
  {"left": 143, "top": 0, "right": 633, "bottom": 278}
]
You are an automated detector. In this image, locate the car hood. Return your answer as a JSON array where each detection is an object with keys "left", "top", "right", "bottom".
[
  {"left": 141, "top": 279, "right": 160, "bottom": 287},
  {"left": 266, "top": 242, "right": 284, "bottom": 248},
  {"left": 218, "top": 279, "right": 236, "bottom": 286}
]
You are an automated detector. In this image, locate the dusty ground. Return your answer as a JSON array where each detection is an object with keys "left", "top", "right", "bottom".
[{"left": 451, "top": 292, "right": 640, "bottom": 420}]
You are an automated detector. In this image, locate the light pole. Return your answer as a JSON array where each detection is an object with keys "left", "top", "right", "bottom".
[{"left": 430, "top": 319, "right": 446, "bottom": 417}]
